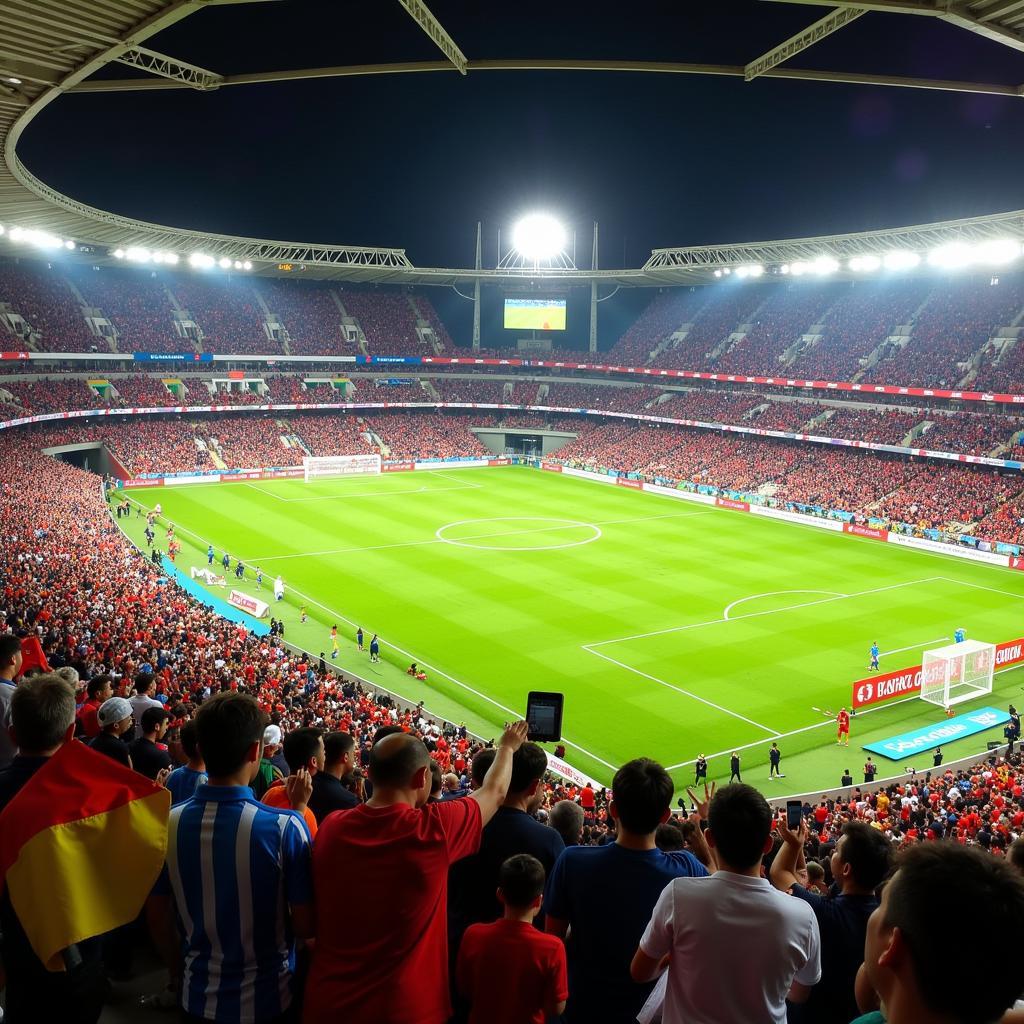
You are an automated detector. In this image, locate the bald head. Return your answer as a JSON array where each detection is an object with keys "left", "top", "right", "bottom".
[{"left": 369, "top": 733, "right": 431, "bottom": 788}]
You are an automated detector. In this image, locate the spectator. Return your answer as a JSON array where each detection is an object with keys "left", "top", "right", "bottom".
[
  {"left": 771, "top": 819, "right": 893, "bottom": 1024},
  {"left": 253, "top": 724, "right": 285, "bottom": 798},
  {"left": 858, "top": 844, "right": 1024, "bottom": 1024},
  {"left": 90, "top": 696, "right": 134, "bottom": 768},
  {"left": 165, "top": 721, "right": 208, "bottom": 805},
  {"left": 129, "top": 672, "right": 162, "bottom": 727},
  {"left": 308, "top": 730, "right": 360, "bottom": 824},
  {"left": 456, "top": 854, "right": 568, "bottom": 1024},
  {"left": 841, "top": 768, "right": 854, "bottom": 787},
  {"left": 77, "top": 674, "right": 113, "bottom": 739},
  {"left": 147, "top": 692, "right": 313, "bottom": 1024},
  {"left": 0, "top": 672, "right": 108, "bottom": 1023},
  {"left": 631, "top": 783, "right": 821, "bottom": 1024},
  {"left": 303, "top": 721, "right": 530, "bottom": 1024},
  {"left": 543, "top": 760, "right": 712, "bottom": 1023},
  {"left": 261, "top": 725, "right": 320, "bottom": 838},
  {"left": 450, "top": 741, "right": 565, "bottom": 944},
  {"left": 548, "top": 799, "right": 585, "bottom": 846},
  {"left": 129, "top": 706, "right": 173, "bottom": 781},
  {"left": 0, "top": 632, "right": 23, "bottom": 768}
]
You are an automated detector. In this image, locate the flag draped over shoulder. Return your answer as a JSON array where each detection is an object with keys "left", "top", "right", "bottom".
[
  {"left": 19, "top": 634, "right": 50, "bottom": 674},
  {"left": 0, "top": 739, "right": 170, "bottom": 971}
]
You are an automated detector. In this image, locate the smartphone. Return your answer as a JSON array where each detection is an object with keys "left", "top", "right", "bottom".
[
  {"left": 525, "top": 691, "right": 564, "bottom": 743},
  {"left": 786, "top": 800, "right": 803, "bottom": 831}
]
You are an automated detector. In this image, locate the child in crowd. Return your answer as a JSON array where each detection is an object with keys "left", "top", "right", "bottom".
[{"left": 457, "top": 854, "right": 567, "bottom": 1024}]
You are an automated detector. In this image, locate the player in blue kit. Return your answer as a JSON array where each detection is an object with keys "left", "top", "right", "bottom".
[
  {"left": 954, "top": 627, "right": 966, "bottom": 643},
  {"left": 869, "top": 642, "right": 880, "bottom": 671}
]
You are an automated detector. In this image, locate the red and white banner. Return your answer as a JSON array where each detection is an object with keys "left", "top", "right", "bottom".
[
  {"left": 716, "top": 497, "right": 750, "bottom": 512},
  {"left": 844, "top": 523, "right": 889, "bottom": 541},
  {"left": 851, "top": 636, "right": 1024, "bottom": 708},
  {"left": 228, "top": 590, "right": 269, "bottom": 618},
  {"left": 487, "top": 457, "right": 511, "bottom": 466},
  {"left": 541, "top": 461, "right": 563, "bottom": 473},
  {"left": 383, "top": 461, "right": 415, "bottom": 472},
  {"left": 615, "top": 477, "right": 643, "bottom": 489},
  {"left": 1011, "top": 557, "right": 1024, "bottom": 572}
]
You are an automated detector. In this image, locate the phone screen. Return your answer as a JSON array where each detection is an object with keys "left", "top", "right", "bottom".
[
  {"left": 526, "top": 691, "right": 564, "bottom": 743},
  {"left": 786, "top": 801, "right": 803, "bottom": 830}
]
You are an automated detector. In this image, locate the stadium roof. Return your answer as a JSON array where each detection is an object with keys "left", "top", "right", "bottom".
[{"left": 1, "top": 0, "right": 1024, "bottom": 287}]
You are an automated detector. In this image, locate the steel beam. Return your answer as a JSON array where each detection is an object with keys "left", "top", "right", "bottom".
[
  {"left": 745, "top": 7, "right": 867, "bottom": 80},
  {"left": 115, "top": 46, "right": 222, "bottom": 90},
  {"left": 396, "top": 0, "right": 468, "bottom": 75}
]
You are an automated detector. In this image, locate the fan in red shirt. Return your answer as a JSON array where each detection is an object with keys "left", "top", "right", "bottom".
[
  {"left": 303, "top": 720, "right": 530, "bottom": 1024},
  {"left": 457, "top": 853, "right": 567, "bottom": 1024}
]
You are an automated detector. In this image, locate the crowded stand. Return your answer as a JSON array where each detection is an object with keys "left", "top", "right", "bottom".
[
  {"left": 291, "top": 415, "right": 377, "bottom": 457},
  {"left": 171, "top": 278, "right": 273, "bottom": 356},
  {"left": 604, "top": 288, "right": 709, "bottom": 364},
  {"left": 821, "top": 407, "right": 922, "bottom": 447},
  {"left": 2, "top": 429, "right": 1023, "bottom": 1024},
  {"left": 205, "top": 415, "right": 305, "bottom": 468},
  {"left": 372, "top": 411, "right": 489, "bottom": 460},
  {"left": 751, "top": 399, "right": 826, "bottom": 433},
  {"left": 338, "top": 288, "right": 425, "bottom": 355},
  {"left": 0, "top": 260, "right": 98, "bottom": 352},
  {"left": 917, "top": 412, "right": 1024, "bottom": 456},
  {"left": 254, "top": 279, "right": 356, "bottom": 356},
  {"left": 68, "top": 265, "right": 185, "bottom": 354},
  {"left": 1, "top": 377, "right": 108, "bottom": 415}
]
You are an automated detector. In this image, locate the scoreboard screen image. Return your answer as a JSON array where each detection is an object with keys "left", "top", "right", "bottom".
[{"left": 503, "top": 297, "right": 567, "bottom": 331}]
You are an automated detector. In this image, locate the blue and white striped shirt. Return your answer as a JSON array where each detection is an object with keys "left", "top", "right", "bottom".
[{"left": 156, "top": 785, "right": 313, "bottom": 1024}]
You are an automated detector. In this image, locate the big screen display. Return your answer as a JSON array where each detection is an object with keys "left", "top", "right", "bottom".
[{"left": 503, "top": 297, "right": 567, "bottom": 331}]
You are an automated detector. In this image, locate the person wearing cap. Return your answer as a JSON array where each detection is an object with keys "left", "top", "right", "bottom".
[
  {"left": 129, "top": 706, "right": 172, "bottom": 781},
  {"left": 252, "top": 723, "right": 284, "bottom": 799},
  {"left": 89, "top": 696, "right": 134, "bottom": 768}
]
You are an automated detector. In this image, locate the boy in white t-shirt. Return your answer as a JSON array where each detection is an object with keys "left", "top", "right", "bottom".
[{"left": 632, "top": 784, "right": 821, "bottom": 1024}]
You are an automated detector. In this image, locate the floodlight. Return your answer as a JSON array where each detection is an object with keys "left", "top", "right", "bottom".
[
  {"left": 242, "top": 260, "right": 252, "bottom": 270},
  {"left": 779, "top": 264, "right": 790, "bottom": 275},
  {"left": 789, "top": 261, "right": 808, "bottom": 276},
  {"left": 928, "top": 242, "right": 973, "bottom": 269},
  {"left": 7, "top": 78, "right": 21, "bottom": 85},
  {"left": 511, "top": 213, "right": 567, "bottom": 262},
  {"left": 189, "top": 253, "right": 214, "bottom": 269},
  {"left": 713, "top": 269, "right": 722, "bottom": 278},
  {"left": 883, "top": 250, "right": 920, "bottom": 271},
  {"left": 849, "top": 254, "right": 881, "bottom": 272},
  {"left": 218, "top": 256, "right": 232, "bottom": 269},
  {"left": 975, "top": 239, "right": 1019, "bottom": 265},
  {"left": 112, "top": 248, "right": 125, "bottom": 259},
  {"left": 0, "top": 225, "right": 5, "bottom": 236},
  {"left": 736, "top": 263, "right": 764, "bottom": 278},
  {"left": 164, "top": 253, "right": 179, "bottom": 265},
  {"left": 811, "top": 255, "right": 839, "bottom": 275},
  {"left": 64, "top": 239, "right": 75, "bottom": 250},
  {"left": 125, "top": 246, "right": 151, "bottom": 263}
]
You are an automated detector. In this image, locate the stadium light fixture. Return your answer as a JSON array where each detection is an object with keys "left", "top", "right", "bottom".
[
  {"left": 736, "top": 263, "right": 764, "bottom": 279},
  {"left": 7, "top": 78, "right": 21, "bottom": 85},
  {"left": 164, "top": 253, "right": 179, "bottom": 265},
  {"left": 883, "top": 250, "right": 920, "bottom": 271},
  {"left": 243, "top": 260, "right": 252, "bottom": 271},
  {"left": 928, "top": 242, "right": 973, "bottom": 269},
  {"left": 975, "top": 239, "right": 1019, "bottom": 265},
  {"left": 218, "top": 256, "right": 232, "bottom": 269},
  {"left": 511, "top": 213, "right": 567, "bottom": 263},
  {"left": 849, "top": 254, "right": 881, "bottom": 272},
  {"left": 112, "top": 248, "right": 125, "bottom": 259},
  {"left": 189, "top": 253, "right": 214, "bottom": 269},
  {"left": 0, "top": 225, "right": 5, "bottom": 236},
  {"left": 789, "top": 261, "right": 808, "bottom": 276},
  {"left": 125, "top": 246, "right": 151, "bottom": 263},
  {"left": 811, "top": 255, "right": 839, "bottom": 275}
]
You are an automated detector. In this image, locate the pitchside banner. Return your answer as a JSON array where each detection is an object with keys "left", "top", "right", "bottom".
[
  {"left": 852, "top": 636, "right": 1024, "bottom": 709},
  {"left": 863, "top": 707, "right": 1010, "bottom": 760}
]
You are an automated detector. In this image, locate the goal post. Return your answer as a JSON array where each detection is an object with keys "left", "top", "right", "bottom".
[
  {"left": 920, "top": 639, "right": 995, "bottom": 709},
  {"left": 302, "top": 453, "right": 382, "bottom": 482}
]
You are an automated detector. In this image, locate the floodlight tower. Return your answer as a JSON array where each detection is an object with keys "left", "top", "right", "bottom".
[{"left": 498, "top": 213, "right": 574, "bottom": 271}]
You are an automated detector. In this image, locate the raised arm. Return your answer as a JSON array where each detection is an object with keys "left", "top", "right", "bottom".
[
  {"left": 470, "top": 721, "right": 529, "bottom": 825},
  {"left": 769, "top": 818, "right": 808, "bottom": 892}
]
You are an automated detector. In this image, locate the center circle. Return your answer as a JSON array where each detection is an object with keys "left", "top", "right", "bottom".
[{"left": 435, "top": 517, "right": 603, "bottom": 551}]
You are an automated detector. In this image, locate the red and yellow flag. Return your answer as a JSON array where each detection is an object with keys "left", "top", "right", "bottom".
[{"left": 0, "top": 739, "right": 170, "bottom": 970}]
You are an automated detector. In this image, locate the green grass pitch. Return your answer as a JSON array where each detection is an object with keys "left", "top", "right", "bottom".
[{"left": 119, "top": 465, "right": 1024, "bottom": 796}]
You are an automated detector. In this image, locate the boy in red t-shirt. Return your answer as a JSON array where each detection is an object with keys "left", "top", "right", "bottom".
[{"left": 457, "top": 854, "right": 567, "bottom": 1024}]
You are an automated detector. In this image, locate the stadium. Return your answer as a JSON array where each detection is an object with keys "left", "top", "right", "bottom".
[{"left": 1, "top": 3, "right": 1024, "bottom": 1024}]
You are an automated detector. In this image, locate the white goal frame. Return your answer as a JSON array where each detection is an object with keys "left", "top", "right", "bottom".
[
  {"left": 920, "top": 638, "right": 995, "bottom": 709},
  {"left": 302, "top": 453, "right": 382, "bottom": 482}
]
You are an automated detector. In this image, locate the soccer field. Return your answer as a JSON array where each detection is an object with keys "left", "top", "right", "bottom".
[{"left": 120, "top": 465, "right": 1024, "bottom": 794}]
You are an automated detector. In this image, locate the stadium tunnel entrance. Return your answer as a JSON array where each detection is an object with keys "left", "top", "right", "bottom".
[{"left": 43, "top": 441, "right": 127, "bottom": 478}]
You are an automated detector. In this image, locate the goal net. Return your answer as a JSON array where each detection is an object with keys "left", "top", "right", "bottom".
[
  {"left": 920, "top": 638, "right": 995, "bottom": 709},
  {"left": 303, "top": 453, "right": 382, "bottom": 482}
]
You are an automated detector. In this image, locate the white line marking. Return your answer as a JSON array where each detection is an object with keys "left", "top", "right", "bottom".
[
  {"left": 585, "top": 645, "right": 782, "bottom": 736},
  {"left": 936, "top": 575, "right": 1024, "bottom": 601},
  {"left": 586, "top": 578, "right": 943, "bottom": 649},
  {"left": 243, "top": 479, "right": 478, "bottom": 502},
  {"left": 665, "top": 660, "right": 1024, "bottom": 772},
  {"left": 723, "top": 590, "right": 847, "bottom": 621},
  {"left": 436, "top": 517, "right": 602, "bottom": 551},
  {"left": 242, "top": 510, "right": 710, "bottom": 563},
  {"left": 880, "top": 637, "right": 949, "bottom": 658}
]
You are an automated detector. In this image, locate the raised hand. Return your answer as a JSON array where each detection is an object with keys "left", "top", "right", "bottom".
[
  {"left": 685, "top": 780, "right": 716, "bottom": 821},
  {"left": 499, "top": 720, "right": 530, "bottom": 753},
  {"left": 286, "top": 768, "right": 313, "bottom": 811}
]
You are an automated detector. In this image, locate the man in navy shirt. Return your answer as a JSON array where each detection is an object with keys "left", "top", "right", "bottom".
[
  {"left": 148, "top": 693, "right": 314, "bottom": 1024},
  {"left": 543, "top": 759, "right": 711, "bottom": 1023},
  {"left": 771, "top": 818, "right": 892, "bottom": 1024}
]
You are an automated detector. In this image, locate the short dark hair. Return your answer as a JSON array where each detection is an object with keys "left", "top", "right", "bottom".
[
  {"left": 883, "top": 845, "right": 1024, "bottom": 1024},
  {"left": 140, "top": 706, "right": 170, "bottom": 734},
  {"left": 498, "top": 854, "right": 545, "bottom": 909},
  {"left": 0, "top": 634, "right": 21, "bottom": 667},
  {"left": 509, "top": 742, "right": 548, "bottom": 794},
  {"left": 371, "top": 724, "right": 405, "bottom": 746},
  {"left": 179, "top": 720, "right": 200, "bottom": 761},
  {"left": 369, "top": 733, "right": 430, "bottom": 788},
  {"left": 195, "top": 692, "right": 267, "bottom": 777},
  {"left": 838, "top": 820, "right": 892, "bottom": 889},
  {"left": 471, "top": 747, "right": 495, "bottom": 787},
  {"left": 655, "top": 821, "right": 686, "bottom": 851},
  {"left": 611, "top": 758, "right": 673, "bottom": 835},
  {"left": 87, "top": 674, "right": 112, "bottom": 699},
  {"left": 429, "top": 760, "right": 443, "bottom": 795},
  {"left": 707, "top": 784, "right": 773, "bottom": 870},
  {"left": 10, "top": 673, "right": 76, "bottom": 751},
  {"left": 323, "top": 731, "right": 355, "bottom": 767},
  {"left": 283, "top": 727, "right": 323, "bottom": 773},
  {"left": 135, "top": 671, "right": 156, "bottom": 694}
]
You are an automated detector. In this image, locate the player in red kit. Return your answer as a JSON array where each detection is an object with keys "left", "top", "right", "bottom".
[{"left": 836, "top": 707, "right": 850, "bottom": 746}]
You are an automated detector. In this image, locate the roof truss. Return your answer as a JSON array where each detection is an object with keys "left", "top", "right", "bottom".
[
  {"left": 745, "top": 6, "right": 868, "bottom": 80},
  {"left": 396, "top": 0, "right": 467, "bottom": 75}
]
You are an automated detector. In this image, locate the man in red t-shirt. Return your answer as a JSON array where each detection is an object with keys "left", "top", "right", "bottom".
[
  {"left": 836, "top": 707, "right": 850, "bottom": 746},
  {"left": 77, "top": 674, "right": 112, "bottom": 738},
  {"left": 303, "top": 720, "right": 530, "bottom": 1024},
  {"left": 457, "top": 853, "right": 567, "bottom": 1024}
]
